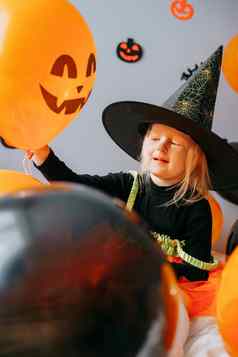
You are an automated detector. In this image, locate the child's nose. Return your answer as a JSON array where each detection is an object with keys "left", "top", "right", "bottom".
[{"left": 156, "top": 137, "right": 169, "bottom": 151}]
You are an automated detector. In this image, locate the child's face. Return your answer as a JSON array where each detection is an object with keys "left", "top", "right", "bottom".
[{"left": 141, "top": 123, "right": 193, "bottom": 186}]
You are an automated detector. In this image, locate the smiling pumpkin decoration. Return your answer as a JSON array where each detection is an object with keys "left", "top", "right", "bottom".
[
  {"left": 0, "top": 0, "right": 96, "bottom": 150},
  {"left": 170, "top": 0, "right": 194, "bottom": 21},
  {"left": 117, "top": 38, "right": 143, "bottom": 63}
]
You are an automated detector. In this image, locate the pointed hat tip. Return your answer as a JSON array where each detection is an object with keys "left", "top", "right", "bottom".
[
  {"left": 203, "top": 45, "right": 223, "bottom": 69},
  {"left": 217, "top": 44, "right": 223, "bottom": 54},
  {"left": 213, "top": 45, "right": 223, "bottom": 58}
]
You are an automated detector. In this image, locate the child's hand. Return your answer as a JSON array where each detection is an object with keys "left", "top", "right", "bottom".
[
  {"left": 25, "top": 150, "right": 34, "bottom": 160},
  {"left": 25, "top": 146, "right": 50, "bottom": 166}
]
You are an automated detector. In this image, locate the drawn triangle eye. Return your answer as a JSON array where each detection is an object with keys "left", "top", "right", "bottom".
[
  {"left": 51, "top": 55, "right": 78, "bottom": 78},
  {"left": 77, "top": 85, "right": 83, "bottom": 93}
]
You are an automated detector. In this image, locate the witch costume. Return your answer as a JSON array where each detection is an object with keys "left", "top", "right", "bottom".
[{"left": 36, "top": 46, "right": 238, "bottom": 318}]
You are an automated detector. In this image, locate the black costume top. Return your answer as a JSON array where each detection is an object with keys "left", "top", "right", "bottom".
[{"left": 37, "top": 150, "right": 213, "bottom": 281}]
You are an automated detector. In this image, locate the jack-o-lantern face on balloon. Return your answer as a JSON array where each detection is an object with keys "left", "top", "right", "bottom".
[
  {"left": 0, "top": 0, "right": 96, "bottom": 150},
  {"left": 40, "top": 53, "right": 96, "bottom": 115}
]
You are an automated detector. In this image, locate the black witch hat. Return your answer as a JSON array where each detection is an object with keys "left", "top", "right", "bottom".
[{"left": 102, "top": 46, "right": 238, "bottom": 191}]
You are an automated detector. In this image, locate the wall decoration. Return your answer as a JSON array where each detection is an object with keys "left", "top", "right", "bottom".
[
  {"left": 181, "top": 64, "right": 199, "bottom": 80},
  {"left": 181, "top": 62, "right": 203, "bottom": 80},
  {"left": 170, "top": 0, "right": 194, "bottom": 21},
  {"left": 222, "top": 35, "right": 238, "bottom": 94},
  {"left": 116, "top": 38, "right": 143, "bottom": 63}
]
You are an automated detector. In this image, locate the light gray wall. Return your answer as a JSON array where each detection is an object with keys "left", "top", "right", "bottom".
[{"left": 1, "top": 0, "right": 238, "bottom": 251}]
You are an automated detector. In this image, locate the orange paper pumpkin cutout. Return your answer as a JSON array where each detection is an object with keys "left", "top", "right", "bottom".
[
  {"left": 0, "top": 170, "right": 44, "bottom": 195},
  {"left": 0, "top": 0, "right": 96, "bottom": 150},
  {"left": 222, "top": 35, "right": 238, "bottom": 94},
  {"left": 170, "top": 0, "right": 194, "bottom": 21},
  {"left": 217, "top": 247, "right": 238, "bottom": 356}
]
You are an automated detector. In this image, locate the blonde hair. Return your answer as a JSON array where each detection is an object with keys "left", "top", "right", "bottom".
[
  {"left": 140, "top": 126, "right": 212, "bottom": 205},
  {"left": 172, "top": 142, "right": 212, "bottom": 205}
]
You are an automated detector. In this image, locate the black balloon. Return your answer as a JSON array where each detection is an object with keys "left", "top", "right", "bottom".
[{"left": 0, "top": 184, "right": 165, "bottom": 357}]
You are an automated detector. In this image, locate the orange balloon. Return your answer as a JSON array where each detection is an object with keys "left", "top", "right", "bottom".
[
  {"left": 0, "top": 0, "right": 96, "bottom": 149},
  {"left": 217, "top": 247, "right": 238, "bottom": 356},
  {"left": 207, "top": 193, "right": 224, "bottom": 246},
  {"left": 0, "top": 170, "right": 43, "bottom": 195},
  {"left": 222, "top": 35, "right": 238, "bottom": 93}
]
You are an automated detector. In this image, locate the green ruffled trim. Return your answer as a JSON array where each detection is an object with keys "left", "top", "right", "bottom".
[
  {"left": 126, "top": 170, "right": 139, "bottom": 211},
  {"left": 150, "top": 232, "right": 186, "bottom": 256},
  {"left": 151, "top": 232, "right": 219, "bottom": 271}
]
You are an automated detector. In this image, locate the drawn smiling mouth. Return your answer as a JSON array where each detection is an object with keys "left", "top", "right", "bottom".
[
  {"left": 40, "top": 84, "right": 88, "bottom": 115},
  {"left": 119, "top": 52, "right": 139, "bottom": 62}
]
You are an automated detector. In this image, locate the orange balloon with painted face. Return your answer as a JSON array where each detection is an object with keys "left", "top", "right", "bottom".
[{"left": 0, "top": 0, "right": 96, "bottom": 149}]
